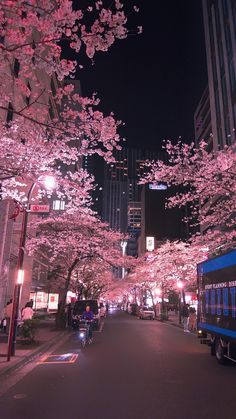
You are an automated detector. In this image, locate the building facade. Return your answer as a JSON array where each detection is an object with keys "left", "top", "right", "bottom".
[
  {"left": 202, "top": 0, "right": 236, "bottom": 150},
  {"left": 0, "top": 68, "right": 69, "bottom": 316},
  {"left": 194, "top": 85, "right": 213, "bottom": 150},
  {"left": 102, "top": 148, "right": 161, "bottom": 234}
]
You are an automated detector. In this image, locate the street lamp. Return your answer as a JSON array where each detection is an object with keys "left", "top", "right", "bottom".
[
  {"left": 120, "top": 240, "right": 127, "bottom": 279},
  {"left": 43, "top": 175, "right": 56, "bottom": 191},
  {"left": 17, "top": 269, "right": 24, "bottom": 285},
  {"left": 7, "top": 176, "right": 55, "bottom": 361}
]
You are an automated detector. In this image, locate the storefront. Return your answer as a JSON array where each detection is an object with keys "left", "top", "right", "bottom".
[{"left": 30, "top": 291, "right": 59, "bottom": 311}]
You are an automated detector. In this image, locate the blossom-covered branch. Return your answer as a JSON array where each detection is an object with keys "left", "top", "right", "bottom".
[
  {"left": 141, "top": 140, "right": 236, "bottom": 252},
  {"left": 0, "top": 0, "right": 140, "bottom": 199}
]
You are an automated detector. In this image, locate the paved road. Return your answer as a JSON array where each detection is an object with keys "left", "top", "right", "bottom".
[{"left": 0, "top": 311, "right": 235, "bottom": 419}]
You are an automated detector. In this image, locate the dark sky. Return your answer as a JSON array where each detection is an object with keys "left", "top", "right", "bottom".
[{"left": 79, "top": 1, "right": 208, "bottom": 151}]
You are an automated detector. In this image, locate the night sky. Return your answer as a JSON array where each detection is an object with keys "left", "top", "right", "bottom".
[{"left": 79, "top": 0, "right": 208, "bottom": 151}]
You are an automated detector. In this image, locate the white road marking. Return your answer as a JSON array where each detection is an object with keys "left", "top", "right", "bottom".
[
  {"left": 0, "top": 332, "right": 72, "bottom": 397},
  {"left": 13, "top": 393, "right": 27, "bottom": 400}
]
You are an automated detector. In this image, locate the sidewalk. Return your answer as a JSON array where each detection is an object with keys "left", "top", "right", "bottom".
[
  {"left": 167, "top": 311, "right": 183, "bottom": 328},
  {"left": 166, "top": 311, "right": 197, "bottom": 334},
  {"left": 0, "top": 318, "right": 69, "bottom": 377}
]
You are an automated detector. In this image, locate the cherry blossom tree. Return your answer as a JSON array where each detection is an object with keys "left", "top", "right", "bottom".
[
  {"left": 74, "top": 260, "right": 114, "bottom": 300},
  {"left": 27, "top": 210, "right": 131, "bottom": 326},
  {"left": 141, "top": 140, "right": 236, "bottom": 253},
  {"left": 0, "top": 0, "right": 141, "bottom": 199},
  {"left": 126, "top": 240, "right": 209, "bottom": 309}
]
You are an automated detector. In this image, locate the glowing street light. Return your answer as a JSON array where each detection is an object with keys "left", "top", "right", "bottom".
[
  {"left": 120, "top": 240, "right": 127, "bottom": 279},
  {"left": 17, "top": 269, "right": 24, "bottom": 285},
  {"left": 154, "top": 287, "right": 162, "bottom": 298},
  {"left": 43, "top": 175, "right": 56, "bottom": 191},
  {"left": 177, "top": 280, "right": 183, "bottom": 290},
  {"left": 7, "top": 176, "right": 56, "bottom": 361}
]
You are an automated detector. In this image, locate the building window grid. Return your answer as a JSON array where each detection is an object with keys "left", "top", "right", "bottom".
[
  {"left": 209, "top": 18, "right": 218, "bottom": 86},
  {"left": 222, "top": 0, "right": 228, "bottom": 17},
  {"left": 215, "top": 4, "right": 225, "bottom": 75},
  {"left": 215, "top": 89, "right": 223, "bottom": 148},
  {"left": 224, "top": 20, "right": 233, "bottom": 58},
  {"left": 229, "top": 59, "right": 236, "bottom": 97},
  {"left": 210, "top": 3, "right": 226, "bottom": 149},
  {"left": 53, "top": 200, "right": 65, "bottom": 211},
  {"left": 231, "top": 0, "right": 236, "bottom": 38},
  {"left": 221, "top": 75, "right": 230, "bottom": 140}
]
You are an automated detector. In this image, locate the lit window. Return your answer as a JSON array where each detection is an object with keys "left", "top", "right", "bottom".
[{"left": 53, "top": 200, "right": 65, "bottom": 210}]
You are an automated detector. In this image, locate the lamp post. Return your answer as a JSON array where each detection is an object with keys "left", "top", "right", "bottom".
[
  {"left": 120, "top": 240, "right": 127, "bottom": 279},
  {"left": 7, "top": 176, "right": 55, "bottom": 361}
]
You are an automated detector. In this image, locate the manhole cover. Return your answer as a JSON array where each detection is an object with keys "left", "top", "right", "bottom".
[{"left": 38, "top": 353, "right": 78, "bottom": 364}]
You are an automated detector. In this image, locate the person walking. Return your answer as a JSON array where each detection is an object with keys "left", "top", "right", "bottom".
[
  {"left": 188, "top": 307, "right": 197, "bottom": 332},
  {"left": 181, "top": 303, "right": 189, "bottom": 332},
  {"left": 21, "top": 303, "right": 34, "bottom": 321}
]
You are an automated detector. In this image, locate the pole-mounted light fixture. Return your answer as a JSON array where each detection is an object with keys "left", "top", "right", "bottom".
[
  {"left": 43, "top": 175, "right": 56, "bottom": 191},
  {"left": 17, "top": 269, "right": 24, "bottom": 285}
]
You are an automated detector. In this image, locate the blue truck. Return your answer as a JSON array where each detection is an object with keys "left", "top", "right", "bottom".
[{"left": 197, "top": 249, "right": 236, "bottom": 364}]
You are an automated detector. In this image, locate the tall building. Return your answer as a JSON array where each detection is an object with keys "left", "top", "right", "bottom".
[
  {"left": 202, "top": 0, "right": 236, "bottom": 150},
  {"left": 0, "top": 67, "right": 69, "bottom": 315},
  {"left": 194, "top": 85, "right": 213, "bottom": 150},
  {"left": 102, "top": 149, "right": 128, "bottom": 233},
  {"left": 128, "top": 202, "right": 142, "bottom": 233},
  {"left": 102, "top": 148, "right": 161, "bottom": 234}
]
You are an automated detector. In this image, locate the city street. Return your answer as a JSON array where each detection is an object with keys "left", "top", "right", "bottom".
[
  {"left": 1, "top": 3, "right": 236, "bottom": 419},
  {"left": 0, "top": 311, "right": 235, "bottom": 419}
]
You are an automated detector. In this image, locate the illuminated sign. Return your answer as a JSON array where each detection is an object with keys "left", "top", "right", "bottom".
[
  {"left": 146, "top": 236, "right": 155, "bottom": 252},
  {"left": 30, "top": 292, "right": 59, "bottom": 310},
  {"left": 149, "top": 183, "right": 167, "bottom": 190},
  {"left": 30, "top": 204, "right": 50, "bottom": 213}
]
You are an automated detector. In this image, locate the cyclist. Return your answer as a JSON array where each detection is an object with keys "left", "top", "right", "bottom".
[{"left": 81, "top": 305, "right": 94, "bottom": 340}]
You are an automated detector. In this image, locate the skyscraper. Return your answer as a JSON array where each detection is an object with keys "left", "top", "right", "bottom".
[
  {"left": 194, "top": 85, "right": 213, "bottom": 150},
  {"left": 102, "top": 148, "right": 161, "bottom": 234},
  {"left": 202, "top": 0, "right": 236, "bottom": 150}
]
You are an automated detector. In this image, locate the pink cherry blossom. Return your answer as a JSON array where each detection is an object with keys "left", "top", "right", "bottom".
[{"left": 141, "top": 140, "right": 236, "bottom": 253}]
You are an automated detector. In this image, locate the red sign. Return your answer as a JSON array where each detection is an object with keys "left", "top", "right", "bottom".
[{"left": 30, "top": 204, "right": 50, "bottom": 213}]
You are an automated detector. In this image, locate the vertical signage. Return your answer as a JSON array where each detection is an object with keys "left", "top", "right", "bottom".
[{"left": 146, "top": 236, "right": 155, "bottom": 252}]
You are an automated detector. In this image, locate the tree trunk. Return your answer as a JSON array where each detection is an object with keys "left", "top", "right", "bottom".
[
  {"left": 56, "top": 270, "right": 72, "bottom": 329},
  {"left": 160, "top": 283, "right": 168, "bottom": 321},
  {"left": 149, "top": 290, "right": 156, "bottom": 317}
]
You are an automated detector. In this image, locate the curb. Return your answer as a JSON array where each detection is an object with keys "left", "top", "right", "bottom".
[
  {"left": 170, "top": 322, "right": 183, "bottom": 329},
  {"left": 0, "top": 330, "right": 70, "bottom": 378}
]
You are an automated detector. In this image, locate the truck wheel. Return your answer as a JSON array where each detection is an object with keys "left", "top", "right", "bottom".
[{"left": 215, "top": 339, "right": 226, "bottom": 364}]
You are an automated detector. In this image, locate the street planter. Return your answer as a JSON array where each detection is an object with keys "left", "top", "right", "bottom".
[{"left": 17, "top": 319, "right": 39, "bottom": 344}]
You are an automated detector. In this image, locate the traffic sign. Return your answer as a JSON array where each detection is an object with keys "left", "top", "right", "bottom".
[{"left": 30, "top": 204, "right": 50, "bottom": 213}]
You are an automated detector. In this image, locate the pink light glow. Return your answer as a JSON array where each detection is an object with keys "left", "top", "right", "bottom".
[{"left": 177, "top": 280, "right": 183, "bottom": 289}]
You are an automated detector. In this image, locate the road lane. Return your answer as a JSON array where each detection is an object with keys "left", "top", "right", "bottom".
[{"left": 0, "top": 311, "right": 235, "bottom": 419}]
